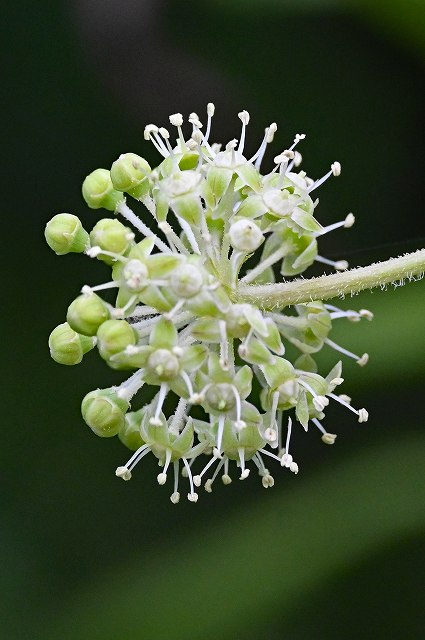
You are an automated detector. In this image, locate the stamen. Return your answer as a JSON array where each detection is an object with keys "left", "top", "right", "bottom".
[
  {"left": 238, "top": 327, "right": 254, "bottom": 358},
  {"left": 157, "top": 448, "right": 172, "bottom": 484},
  {"left": 259, "top": 447, "right": 282, "bottom": 464},
  {"left": 115, "top": 466, "right": 132, "bottom": 481},
  {"left": 311, "top": 418, "right": 337, "bottom": 444},
  {"left": 316, "top": 255, "right": 349, "bottom": 271},
  {"left": 205, "top": 103, "right": 215, "bottom": 142},
  {"left": 238, "top": 447, "right": 250, "bottom": 480},
  {"left": 116, "top": 201, "right": 171, "bottom": 253},
  {"left": 231, "top": 386, "right": 243, "bottom": 427},
  {"left": 85, "top": 247, "right": 128, "bottom": 263},
  {"left": 219, "top": 320, "right": 229, "bottom": 370},
  {"left": 193, "top": 450, "right": 221, "bottom": 487},
  {"left": 144, "top": 124, "right": 158, "bottom": 140},
  {"left": 216, "top": 415, "right": 225, "bottom": 453},
  {"left": 203, "top": 457, "right": 225, "bottom": 492},
  {"left": 127, "top": 306, "right": 159, "bottom": 319},
  {"left": 175, "top": 215, "right": 201, "bottom": 254},
  {"left": 250, "top": 123, "right": 277, "bottom": 169},
  {"left": 170, "top": 461, "right": 180, "bottom": 503},
  {"left": 144, "top": 124, "right": 169, "bottom": 158},
  {"left": 116, "top": 369, "right": 145, "bottom": 401},
  {"left": 241, "top": 245, "right": 286, "bottom": 283},
  {"left": 237, "top": 110, "right": 250, "bottom": 155},
  {"left": 169, "top": 113, "right": 187, "bottom": 152},
  {"left": 182, "top": 457, "right": 198, "bottom": 502},
  {"left": 117, "top": 443, "right": 151, "bottom": 477},
  {"left": 325, "top": 338, "right": 369, "bottom": 366},
  {"left": 168, "top": 397, "right": 188, "bottom": 435},
  {"left": 317, "top": 213, "right": 355, "bottom": 236},
  {"left": 222, "top": 457, "right": 232, "bottom": 485},
  {"left": 253, "top": 454, "right": 274, "bottom": 488},
  {"left": 149, "top": 383, "right": 168, "bottom": 426},
  {"left": 164, "top": 298, "right": 185, "bottom": 320},
  {"left": 308, "top": 161, "right": 341, "bottom": 193},
  {"left": 189, "top": 112, "right": 203, "bottom": 130},
  {"left": 158, "top": 221, "right": 190, "bottom": 254},
  {"left": 180, "top": 370, "right": 196, "bottom": 401},
  {"left": 268, "top": 390, "right": 280, "bottom": 449},
  {"left": 298, "top": 379, "right": 329, "bottom": 412},
  {"left": 151, "top": 130, "right": 170, "bottom": 157},
  {"left": 328, "top": 392, "right": 369, "bottom": 423},
  {"left": 281, "top": 417, "right": 298, "bottom": 473}
]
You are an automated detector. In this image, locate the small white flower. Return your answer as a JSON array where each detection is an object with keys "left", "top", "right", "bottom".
[{"left": 46, "top": 103, "right": 376, "bottom": 503}]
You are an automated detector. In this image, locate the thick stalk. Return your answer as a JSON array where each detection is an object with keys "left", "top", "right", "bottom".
[{"left": 236, "top": 249, "right": 425, "bottom": 309}]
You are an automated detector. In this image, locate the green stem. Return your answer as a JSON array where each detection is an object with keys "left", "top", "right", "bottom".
[{"left": 236, "top": 249, "right": 425, "bottom": 309}]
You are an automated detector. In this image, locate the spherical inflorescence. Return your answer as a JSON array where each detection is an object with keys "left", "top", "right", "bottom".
[{"left": 46, "top": 105, "right": 371, "bottom": 503}]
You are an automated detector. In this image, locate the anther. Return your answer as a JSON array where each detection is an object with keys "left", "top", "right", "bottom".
[
  {"left": 331, "top": 161, "right": 341, "bottom": 176},
  {"left": 344, "top": 213, "right": 355, "bottom": 227},
  {"left": 169, "top": 113, "right": 183, "bottom": 127},
  {"left": 115, "top": 466, "right": 132, "bottom": 481}
]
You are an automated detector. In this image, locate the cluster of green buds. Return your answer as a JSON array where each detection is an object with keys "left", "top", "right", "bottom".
[{"left": 46, "top": 104, "right": 372, "bottom": 503}]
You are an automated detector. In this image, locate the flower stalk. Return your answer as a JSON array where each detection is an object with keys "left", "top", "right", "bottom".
[{"left": 237, "top": 249, "right": 425, "bottom": 309}]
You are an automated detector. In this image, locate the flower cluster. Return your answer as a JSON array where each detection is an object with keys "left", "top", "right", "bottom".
[{"left": 45, "top": 104, "right": 371, "bottom": 503}]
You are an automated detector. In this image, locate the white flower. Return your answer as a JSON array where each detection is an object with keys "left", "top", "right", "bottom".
[{"left": 46, "top": 103, "right": 372, "bottom": 503}]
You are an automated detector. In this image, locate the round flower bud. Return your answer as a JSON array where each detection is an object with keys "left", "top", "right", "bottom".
[
  {"left": 228, "top": 218, "right": 264, "bottom": 252},
  {"left": 123, "top": 259, "right": 149, "bottom": 292},
  {"left": 89, "top": 218, "right": 134, "bottom": 264},
  {"left": 48, "top": 322, "right": 95, "bottom": 365},
  {"left": 170, "top": 263, "right": 203, "bottom": 298},
  {"left": 67, "top": 293, "right": 110, "bottom": 336},
  {"left": 96, "top": 319, "right": 137, "bottom": 362},
  {"left": 119, "top": 409, "right": 146, "bottom": 450},
  {"left": 147, "top": 349, "right": 180, "bottom": 381},
  {"left": 110, "top": 153, "right": 151, "bottom": 198},
  {"left": 45, "top": 214, "right": 89, "bottom": 255},
  {"left": 82, "top": 388, "right": 130, "bottom": 438},
  {"left": 82, "top": 168, "right": 124, "bottom": 211},
  {"left": 205, "top": 383, "right": 236, "bottom": 413}
]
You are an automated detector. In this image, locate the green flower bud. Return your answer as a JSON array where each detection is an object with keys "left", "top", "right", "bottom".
[
  {"left": 96, "top": 319, "right": 137, "bottom": 363},
  {"left": 45, "top": 214, "right": 89, "bottom": 255},
  {"left": 82, "top": 168, "right": 124, "bottom": 211},
  {"left": 90, "top": 218, "right": 134, "bottom": 265},
  {"left": 82, "top": 388, "right": 130, "bottom": 437},
  {"left": 67, "top": 292, "right": 110, "bottom": 336},
  {"left": 119, "top": 408, "right": 146, "bottom": 450},
  {"left": 48, "top": 322, "right": 95, "bottom": 365},
  {"left": 110, "top": 153, "right": 151, "bottom": 198}
]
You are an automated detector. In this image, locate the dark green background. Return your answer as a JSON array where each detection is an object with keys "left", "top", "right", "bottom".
[{"left": 2, "top": 0, "right": 425, "bottom": 638}]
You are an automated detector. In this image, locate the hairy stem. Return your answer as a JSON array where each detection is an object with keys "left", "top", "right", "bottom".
[{"left": 236, "top": 249, "right": 425, "bottom": 309}]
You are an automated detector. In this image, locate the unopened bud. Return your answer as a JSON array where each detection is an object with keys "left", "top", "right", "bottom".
[
  {"left": 82, "top": 168, "right": 124, "bottom": 211},
  {"left": 96, "top": 319, "right": 138, "bottom": 363},
  {"left": 45, "top": 214, "right": 89, "bottom": 255},
  {"left": 67, "top": 292, "right": 110, "bottom": 336},
  {"left": 89, "top": 218, "right": 134, "bottom": 264},
  {"left": 48, "top": 322, "right": 95, "bottom": 365},
  {"left": 110, "top": 153, "right": 151, "bottom": 198},
  {"left": 82, "top": 388, "right": 130, "bottom": 437}
]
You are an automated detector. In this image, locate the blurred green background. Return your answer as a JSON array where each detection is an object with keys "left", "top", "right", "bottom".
[{"left": 2, "top": 0, "right": 425, "bottom": 638}]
